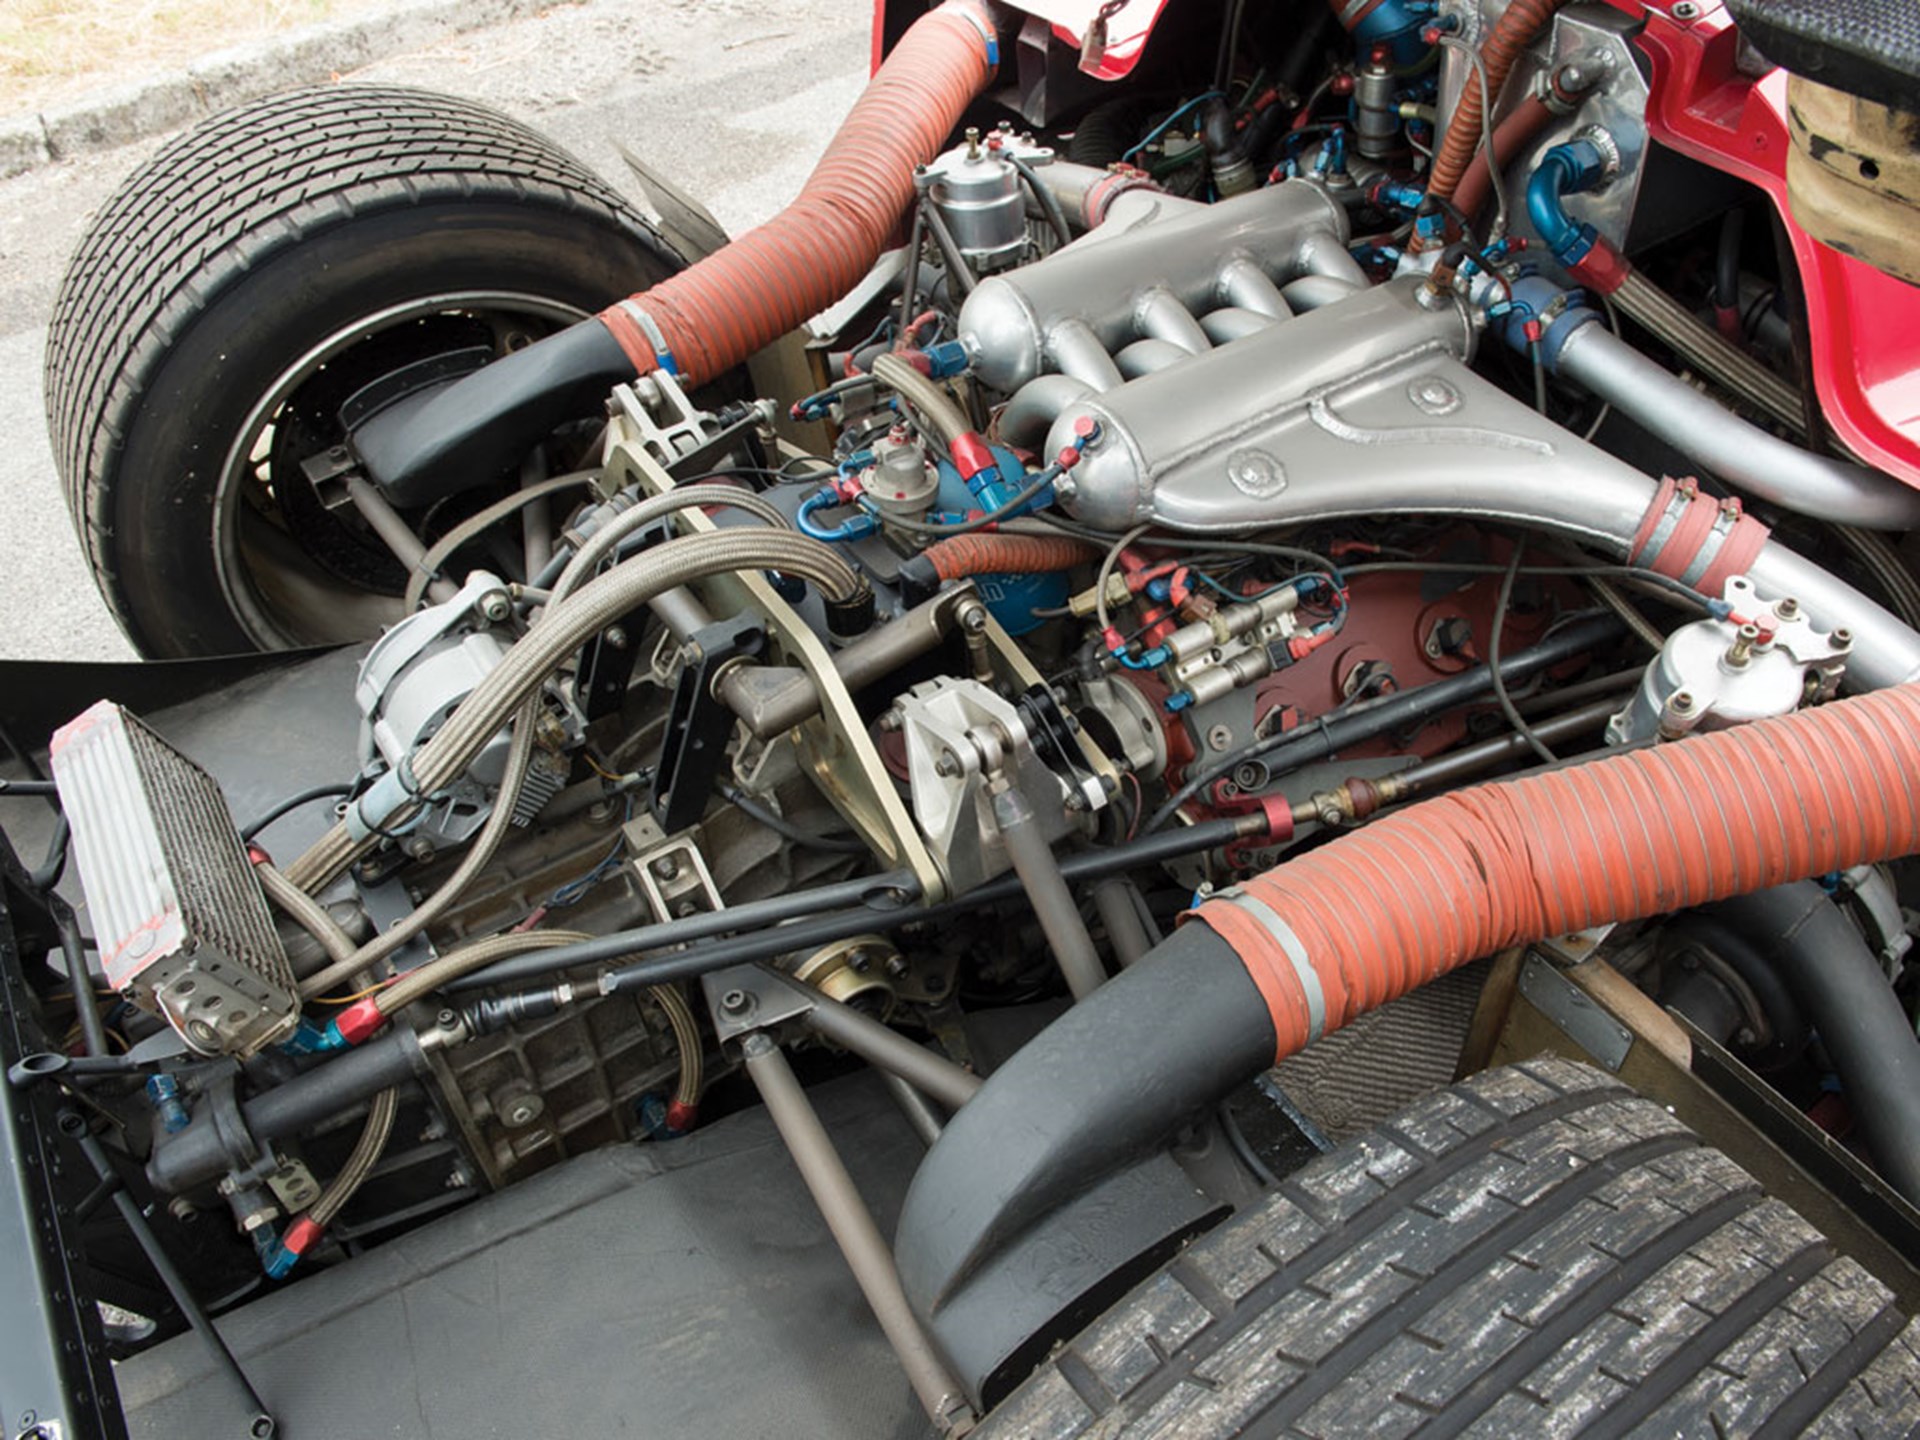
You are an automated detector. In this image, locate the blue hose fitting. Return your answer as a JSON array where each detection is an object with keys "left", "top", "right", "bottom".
[
  {"left": 146, "top": 1074, "right": 191, "bottom": 1134},
  {"left": 1527, "top": 139, "right": 1610, "bottom": 267},
  {"left": 796, "top": 486, "right": 878, "bottom": 543}
]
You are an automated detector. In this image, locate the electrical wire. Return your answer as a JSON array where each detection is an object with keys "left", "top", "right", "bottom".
[
  {"left": 718, "top": 782, "right": 870, "bottom": 854},
  {"left": 1582, "top": 292, "right": 1622, "bottom": 441},
  {"left": 874, "top": 467, "right": 1062, "bottom": 540},
  {"left": 1335, "top": 558, "right": 1710, "bottom": 612},
  {"left": 1028, "top": 517, "right": 1343, "bottom": 590},
  {"left": 1094, "top": 525, "right": 1151, "bottom": 633},
  {"left": 1218, "top": 1101, "right": 1279, "bottom": 1187},
  {"left": 1143, "top": 671, "right": 1392, "bottom": 835},
  {"left": 1123, "top": 91, "right": 1226, "bottom": 164},
  {"left": 1436, "top": 33, "right": 1507, "bottom": 239},
  {"left": 1008, "top": 152, "right": 1073, "bottom": 248},
  {"left": 240, "top": 782, "right": 354, "bottom": 842},
  {"left": 402, "top": 471, "right": 598, "bottom": 613},
  {"left": 547, "top": 800, "right": 635, "bottom": 909},
  {"left": 1487, "top": 537, "right": 1558, "bottom": 764},
  {"left": 1584, "top": 575, "right": 1667, "bottom": 652}
]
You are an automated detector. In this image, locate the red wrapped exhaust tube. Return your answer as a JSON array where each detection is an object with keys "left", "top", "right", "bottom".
[
  {"left": 897, "top": 686, "right": 1920, "bottom": 1399},
  {"left": 1196, "top": 681, "right": 1920, "bottom": 1061},
  {"left": 1419, "top": 0, "right": 1565, "bottom": 230},
  {"left": 353, "top": 0, "right": 996, "bottom": 505},
  {"left": 598, "top": 0, "right": 998, "bottom": 383},
  {"left": 922, "top": 533, "right": 1098, "bottom": 582}
]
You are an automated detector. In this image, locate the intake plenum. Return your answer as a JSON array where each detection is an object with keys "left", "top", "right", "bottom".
[{"left": 957, "top": 180, "right": 1358, "bottom": 393}]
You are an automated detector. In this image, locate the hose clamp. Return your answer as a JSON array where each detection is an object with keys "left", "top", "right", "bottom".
[
  {"left": 615, "top": 300, "right": 681, "bottom": 376},
  {"left": 1219, "top": 887, "right": 1326, "bottom": 1043}
]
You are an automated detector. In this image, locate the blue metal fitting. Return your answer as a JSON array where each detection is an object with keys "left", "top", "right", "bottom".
[
  {"left": 1374, "top": 180, "right": 1424, "bottom": 213},
  {"left": 1491, "top": 274, "right": 1602, "bottom": 371},
  {"left": 145, "top": 1074, "right": 191, "bottom": 1134},
  {"left": 262, "top": 1236, "right": 299, "bottom": 1281},
  {"left": 796, "top": 487, "right": 878, "bottom": 543},
  {"left": 1527, "top": 140, "right": 1608, "bottom": 265},
  {"left": 280, "top": 1018, "right": 347, "bottom": 1056},
  {"left": 922, "top": 340, "right": 970, "bottom": 379}
]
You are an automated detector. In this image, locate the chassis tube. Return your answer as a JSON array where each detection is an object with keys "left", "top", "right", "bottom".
[
  {"left": 992, "top": 784, "right": 1107, "bottom": 999},
  {"left": 794, "top": 978, "right": 983, "bottom": 1111},
  {"left": 744, "top": 1035, "right": 972, "bottom": 1431}
]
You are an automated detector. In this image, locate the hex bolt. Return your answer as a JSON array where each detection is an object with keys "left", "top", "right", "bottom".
[
  {"left": 934, "top": 749, "right": 961, "bottom": 777},
  {"left": 878, "top": 707, "right": 904, "bottom": 732},
  {"left": 1207, "top": 724, "right": 1234, "bottom": 752},
  {"left": 605, "top": 625, "right": 629, "bottom": 651},
  {"left": 1775, "top": 596, "right": 1800, "bottom": 621},
  {"left": 479, "top": 590, "right": 511, "bottom": 624},
  {"left": 651, "top": 855, "right": 680, "bottom": 881},
  {"left": 1671, "top": 0, "right": 1699, "bottom": 19},
  {"left": 720, "top": 988, "right": 750, "bottom": 1016},
  {"left": 884, "top": 955, "right": 910, "bottom": 981}
]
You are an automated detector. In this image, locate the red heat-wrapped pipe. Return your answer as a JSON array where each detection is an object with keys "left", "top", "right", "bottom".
[
  {"left": 599, "top": 0, "right": 997, "bottom": 384},
  {"left": 1425, "top": 0, "right": 1564, "bottom": 214},
  {"left": 924, "top": 534, "right": 1098, "bottom": 582},
  {"left": 1194, "top": 683, "right": 1920, "bottom": 1060},
  {"left": 1450, "top": 92, "right": 1552, "bottom": 223}
]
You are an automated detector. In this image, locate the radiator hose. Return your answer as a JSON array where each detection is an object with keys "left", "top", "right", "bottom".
[
  {"left": 353, "top": 0, "right": 998, "bottom": 505},
  {"left": 897, "top": 682, "right": 1920, "bottom": 1397}
]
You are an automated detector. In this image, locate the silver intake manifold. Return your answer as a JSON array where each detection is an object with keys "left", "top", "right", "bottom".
[{"left": 958, "top": 175, "right": 1920, "bottom": 691}]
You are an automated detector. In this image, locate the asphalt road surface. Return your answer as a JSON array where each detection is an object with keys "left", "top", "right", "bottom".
[{"left": 0, "top": 0, "right": 870, "bottom": 661}]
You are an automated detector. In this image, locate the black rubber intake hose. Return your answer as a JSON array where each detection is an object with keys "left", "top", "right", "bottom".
[
  {"left": 1699, "top": 882, "right": 1920, "bottom": 1206},
  {"left": 894, "top": 923, "right": 1274, "bottom": 1398},
  {"left": 350, "top": 319, "right": 637, "bottom": 509}
]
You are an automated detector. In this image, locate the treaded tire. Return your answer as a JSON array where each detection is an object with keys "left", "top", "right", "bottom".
[
  {"left": 44, "top": 84, "right": 683, "bottom": 657},
  {"left": 979, "top": 1058, "right": 1920, "bottom": 1438}
]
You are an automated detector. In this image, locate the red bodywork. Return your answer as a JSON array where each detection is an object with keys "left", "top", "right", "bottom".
[
  {"left": 1633, "top": 5, "right": 1920, "bottom": 488},
  {"left": 875, "top": 0, "right": 1920, "bottom": 487}
]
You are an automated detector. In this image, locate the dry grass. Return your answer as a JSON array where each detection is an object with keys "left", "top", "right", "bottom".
[{"left": 1, "top": 0, "right": 391, "bottom": 113}]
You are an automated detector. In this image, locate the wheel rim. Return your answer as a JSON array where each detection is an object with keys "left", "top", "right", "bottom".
[{"left": 213, "top": 291, "right": 587, "bottom": 651}]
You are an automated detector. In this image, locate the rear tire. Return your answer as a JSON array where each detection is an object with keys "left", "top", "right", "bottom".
[
  {"left": 44, "top": 84, "right": 683, "bottom": 657},
  {"left": 980, "top": 1057, "right": 1920, "bottom": 1437}
]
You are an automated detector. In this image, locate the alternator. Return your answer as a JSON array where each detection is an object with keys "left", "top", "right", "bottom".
[{"left": 355, "top": 571, "right": 576, "bottom": 855}]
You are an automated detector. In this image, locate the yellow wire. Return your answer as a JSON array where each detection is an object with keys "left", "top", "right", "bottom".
[
  {"left": 310, "top": 980, "right": 394, "bottom": 1005},
  {"left": 584, "top": 753, "right": 624, "bottom": 781}
]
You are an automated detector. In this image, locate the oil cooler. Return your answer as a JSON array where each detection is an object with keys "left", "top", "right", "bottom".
[{"left": 50, "top": 700, "right": 300, "bottom": 1056}]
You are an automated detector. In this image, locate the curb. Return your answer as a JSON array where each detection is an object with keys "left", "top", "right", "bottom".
[{"left": 0, "top": 0, "right": 567, "bottom": 181}]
